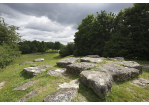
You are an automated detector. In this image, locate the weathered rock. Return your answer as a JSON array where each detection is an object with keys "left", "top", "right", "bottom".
[
  {"left": 66, "top": 62, "right": 97, "bottom": 74},
  {"left": 23, "top": 66, "right": 50, "bottom": 76},
  {"left": 56, "top": 57, "right": 80, "bottom": 67},
  {"left": 131, "top": 78, "right": 149, "bottom": 87},
  {"left": 142, "top": 65, "right": 149, "bottom": 70},
  {"left": 33, "top": 58, "right": 44, "bottom": 62},
  {"left": 117, "top": 61, "right": 142, "bottom": 74},
  {"left": 19, "top": 61, "right": 33, "bottom": 65},
  {"left": 0, "top": 81, "right": 6, "bottom": 89},
  {"left": 80, "top": 71, "right": 113, "bottom": 98},
  {"left": 85, "top": 55, "right": 100, "bottom": 58},
  {"left": 43, "top": 88, "right": 77, "bottom": 102},
  {"left": 58, "top": 79, "right": 80, "bottom": 90},
  {"left": 80, "top": 57, "right": 104, "bottom": 63},
  {"left": 14, "top": 80, "right": 39, "bottom": 91},
  {"left": 30, "top": 64, "right": 37, "bottom": 67},
  {"left": 16, "top": 86, "right": 46, "bottom": 102},
  {"left": 47, "top": 68, "right": 67, "bottom": 77},
  {"left": 114, "top": 57, "right": 124, "bottom": 61},
  {"left": 97, "top": 63, "right": 140, "bottom": 81}
]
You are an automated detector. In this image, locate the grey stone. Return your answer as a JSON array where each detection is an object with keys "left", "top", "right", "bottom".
[
  {"left": 0, "top": 81, "right": 6, "bottom": 89},
  {"left": 131, "top": 78, "right": 149, "bottom": 87},
  {"left": 117, "top": 61, "right": 142, "bottom": 74},
  {"left": 30, "top": 64, "right": 37, "bottom": 67},
  {"left": 56, "top": 57, "right": 80, "bottom": 67},
  {"left": 33, "top": 58, "right": 44, "bottom": 62},
  {"left": 23, "top": 66, "right": 50, "bottom": 76},
  {"left": 47, "top": 68, "right": 67, "bottom": 77},
  {"left": 80, "top": 57, "right": 104, "bottom": 63},
  {"left": 19, "top": 61, "right": 33, "bottom": 65},
  {"left": 43, "top": 88, "right": 77, "bottom": 102},
  {"left": 16, "top": 86, "right": 47, "bottom": 102},
  {"left": 80, "top": 71, "right": 113, "bottom": 98},
  {"left": 113, "top": 57, "right": 124, "bottom": 61},
  {"left": 85, "top": 55, "right": 100, "bottom": 58},
  {"left": 97, "top": 63, "right": 140, "bottom": 81},
  {"left": 66, "top": 62, "right": 97, "bottom": 74},
  {"left": 58, "top": 79, "right": 80, "bottom": 90},
  {"left": 14, "top": 80, "right": 39, "bottom": 91},
  {"left": 142, "top": 65, "right": 149, "bottom": 70}
]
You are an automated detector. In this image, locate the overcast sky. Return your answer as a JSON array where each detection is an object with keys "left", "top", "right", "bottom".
[{"left": 0, "top": 2, "right": 135, "bottom": 45}]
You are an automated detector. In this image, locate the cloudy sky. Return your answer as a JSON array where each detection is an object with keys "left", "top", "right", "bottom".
[{"left": 0, "top": 1, "right": 136, "bottom": 45}]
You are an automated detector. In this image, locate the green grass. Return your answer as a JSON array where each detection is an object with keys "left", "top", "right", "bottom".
[{"left": 0, "top": 53, "right": 149, "bottom": 102}]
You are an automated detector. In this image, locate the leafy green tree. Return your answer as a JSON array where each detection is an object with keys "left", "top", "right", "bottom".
[{"left": 54, "top": 41, "right": 61, "bottom": 50}]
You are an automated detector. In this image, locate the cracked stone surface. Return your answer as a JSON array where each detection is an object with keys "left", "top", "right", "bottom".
[
  {"left": 43, "top": 88, "right": 77, "bottom": 102},
  {"left": 33, "top": 58, "right": 44, "bottom": 62},
  {"left": 19, "top": 61, "right": 33, "bottom": 65},
  {"left": 141, "top": 65, "right": 149, "bottom": 70},
  {"left": 85, "top": 55, "right": 100, "bottom": 58},
  {"left": 16, "top": 86, "right": 47, "bottom": 102},
  {"left": 14, "top": 80, "right": 39, "bottom": 91},
  {"left": 66, "top": 62, "right": 97, "bottom": 74},
  {"left": 97, "top": 63, "right": 140, "bottom": 81},
  {"left": 117, "top": 61, "right": 142, "bottom": 74},
  {"left": 80, "top": 57, "right": 104, "bottom": 63},
  {"left": 23, "top": 66, "right": 50, "bottom": 76},
  {"left": 108, "top": 57, "right": 124, "bottom": 61},
  {"left": 58, "top": 79, "right": 80, "bottom": 90},
  {"left": 0, "top": 81, "right": 6, "bottom": 89},
  {"left": 47, "top": 68, "right": 67, "bottom": 77},
  {"left": 80, "top": 70, "right": 113, "bottom": 98},
  {"left": 56, "top": 57, "right": 80, "bottom": 67},
  {"left": 131, "top": 78, "right": 149, "bottom": 87}
]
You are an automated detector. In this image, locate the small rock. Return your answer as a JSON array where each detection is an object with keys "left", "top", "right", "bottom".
[
  {"left": 33, "top": 58, "right": 44, "bottom": 62},
  {"left": 80, "top": 57, "right": 104, "bottom": 63},
  {"left": 47, "top": 68, "right": 67, "bottom": 77},
  {"left": 43, "top": 88, "right": 77, "bottom": 102},
  {"left": 85, "top": 55, "right": 100, "bottom": 58},
  {"left": 66, "top": 62, "right": 97, "bottom": 74},
  {"left": 30, "top": 64, "right": 37, "bottom": 67},
  {"left": 56, "top": 57, "right": 80, "bottom": 67},
  {"left": 131, "top": 78, "right": 149, "bottom": 87},
  {"left": 0, "top": 81, "right": 6, "bottom": 89},
  {"left": 80, "top": 71, "right": 113, "bottom": 98},
  {"left": 58, "top": 79, "right": 80, "bottom": 90},
  {"left": 19, "top": 61, "right": 33, "bottom": 65}
]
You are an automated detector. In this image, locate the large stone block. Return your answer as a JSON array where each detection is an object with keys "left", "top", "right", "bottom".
[
  {"left": 117, "top": 61, "right": 142, "bottom": 74},
  {"left": 23, "top": 66, "right": 50, "bottom": 76},
  {"left": 97, "top": 63, "right": 140, "bottom": 81},
  {"left": 47, "top": 68, "right": 67, "bottom": 77},
  {"left": 33, "top": 58, "right": 44, "bottom": 62},
  {"left": 131, "top": 78, "right": 149, "bottom": 87},
  {"left": 85, "top": 55, "right": 100, "bottom": 58},
  {"left": 80, "top": 57, "right": 104, "bottom": 63},
  {"left": 56, "top": 57, "right": 80, "bottom": 67},
  {"left": 66, "top": 62, "right": 97, "bottom": 74},
  {"left": 43, "top": 88, "right": 77, "bottom": 102},
  {"left": 80, "top": 71, "right": 113, "bottom": 98}
]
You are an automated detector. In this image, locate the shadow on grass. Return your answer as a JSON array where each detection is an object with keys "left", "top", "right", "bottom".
[
  {"left": 53, "top": 55, "right": 62, "bottom": 60},
  {"left": 143, "top": 69, "right": 149, "bottom": 73},
  {"left": 53, "top": 65, "right": 65, "bottom": 68},
  {"left": 19, "top": 71, "right": 33, "bottom": 80}
]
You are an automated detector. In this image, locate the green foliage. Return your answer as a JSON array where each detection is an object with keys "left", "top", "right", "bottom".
[{"left": 59, "top": 42, "right": 74, "bottom": 57}]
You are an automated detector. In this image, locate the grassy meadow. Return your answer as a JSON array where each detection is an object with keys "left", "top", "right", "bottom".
[{"left": 0, "top": 52, "right": 149, "bottom": 102}]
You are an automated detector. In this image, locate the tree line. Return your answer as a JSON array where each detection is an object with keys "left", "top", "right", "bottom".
[{"left": 60, "top": 3, "right": 149, "bottom": 60}]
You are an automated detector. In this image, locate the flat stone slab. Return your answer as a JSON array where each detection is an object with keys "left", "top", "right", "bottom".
[
  {"left": 97, "top": 63, "right": 140, "bottom": 81},
  {"left": 19, "top": 61, "right": 33, "bottom": 65},
  {"left": 56, "top": 57, "right": 80, "bottom": 67},
  {"left": 23, "top": 66, "right": 50, "bottom": 76},
  {"left": 58, "top": 79, "right": 80, "bottom": 90},
  {"left": 131, "top": 78, "right": 149, "bottom": 87},
  {"left": 0, "top": 81, "right": 6, "bottom": 89},
  {"left": 142, "top": 65, "right": 149, "bottom": 70},
  {"left": 66, "top": 62, "right": 97, "bottom": 74},
  {"left": 85, "top": 55, "right": 100, "bottom": 58},
  {"left": 47, "top": 68, "right": 67, "bottom": 77},
  {"left": 30, "top": 64, "right": 37, "bottom": 67},
  {"left": 43, "top": 88, "right": 77, "bottom": 102},
  {"left": 108, "top": 57, "right": 124, "bottom": 61},
  {"left": 14, "top": 80, "right": 39, "bottom": 91},
  {"left": 117, "top": 61, "right": 142, "bottom": 74},
  {"left": 33, "top": 58, "right": 44, "bottom": 62},
  {"left": 16, "top": 86, "right": 47, "bottom": 102},
  {"left": 80, "top": 57, "right": 104, "bottom": 63},
  {"left": 80, "top": 71, "right": 113, "bottom": 98}
]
